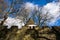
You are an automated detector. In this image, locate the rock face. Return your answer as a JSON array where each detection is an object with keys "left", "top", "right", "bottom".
[{"left": 0, "top": 25, "right": 60, "bottom": 40}]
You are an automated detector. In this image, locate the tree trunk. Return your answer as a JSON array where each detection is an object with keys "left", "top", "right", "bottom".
[{"left": 0, "top": 14, "right": 7, "bottom": 25}]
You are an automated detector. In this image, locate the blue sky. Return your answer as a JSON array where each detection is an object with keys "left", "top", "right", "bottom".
[
  {"left": 24, "top": 0, "right": 60, "bottom": 26},
  {"left": 5, "top": 0, "right": 57, "bottom": 6},
  {"left": 4, "top": 0, "right": 60, "bottom": 26},
  {"left": 24, "top": 0, "right": 58, "bottom": 6}
]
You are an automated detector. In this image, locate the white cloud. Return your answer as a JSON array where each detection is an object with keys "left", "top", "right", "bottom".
[
  {"left": 3, "top": 2, "right": 60, "bottom": 27},
  {"left": 3, "top": 2, "right": 39, "bottom": 29},
  {"left": 24, "top": 2, "right": 35, "bottom": 10},
  {"left": 3, "top": 17, "right": 25, "bottom": 29},
  {"left": 42, "top": 2, "right": 60, "bottom": 26},
  {"left": 24, "top": 2, "right": 39, "bottom": 12}
]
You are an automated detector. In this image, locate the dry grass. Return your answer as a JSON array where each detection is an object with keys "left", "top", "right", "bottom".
[{"left": 0, "top": 19, "right": 59, "bottom": 40}]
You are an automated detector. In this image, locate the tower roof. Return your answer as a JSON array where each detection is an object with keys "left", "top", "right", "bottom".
[{"left": 26, "top": 18, "right": 35, "bottom": 25}]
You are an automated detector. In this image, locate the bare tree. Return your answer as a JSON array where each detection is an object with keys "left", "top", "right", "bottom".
[
  {"left": 32, "top": 7, "right": 54, "bottom": 27},
  {"left": 0, "top": 0, "right": 23, "bottom": 25},
  {"left": 16, "top": 6, "right": 32, "bottom": 24},
  {"left": 0, "top": 0, "right": 8, "bottom": 25}
]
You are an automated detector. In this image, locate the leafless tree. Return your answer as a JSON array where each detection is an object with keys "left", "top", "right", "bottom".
[
  {"left": 0, "top": 0, "right": 8, "bottom": 25},
  {"left": 16, "top": 5, "right": 32, "bottom": 24},
  {"left": 0, "top": 0, "right": 23, "bottom": 25},
  {"left": 32, "top": 7, "right": 54, "bottom": 27}
]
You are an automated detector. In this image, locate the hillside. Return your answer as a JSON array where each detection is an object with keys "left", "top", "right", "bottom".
[
  {"left": 0, "top": 19, "right": 60, "bottom": 40},
  {"left": 0, "top": 25, "right": 60, "bottom": 40}
]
